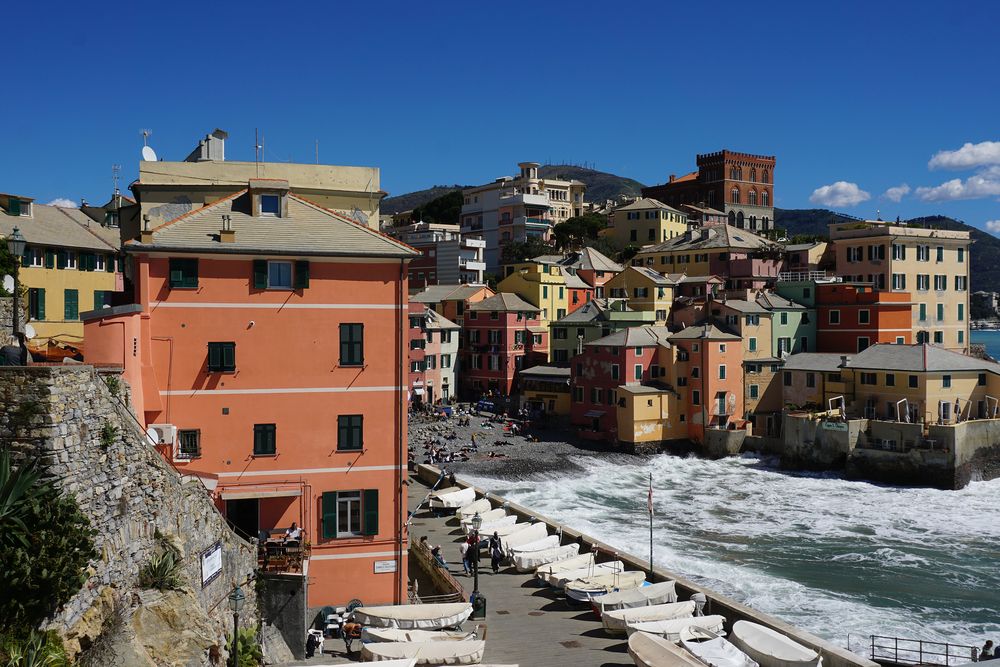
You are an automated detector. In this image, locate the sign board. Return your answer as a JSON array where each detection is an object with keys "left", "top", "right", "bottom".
[
  {"left": 201, "top": 542, "right": 223, "bottom": 587},
  {"left": 374, "top": 559, "right": 397, "bottom": 574},
  {"left": 821, "top": 421, "right": 848, "bottom": 432}
]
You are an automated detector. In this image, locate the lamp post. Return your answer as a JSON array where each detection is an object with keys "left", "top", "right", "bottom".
[
  {"left": 469, "top": 512, "right": 486, "bottom": 620},
  {"left": 6, "top": 227, "right": 26, "bottom": 364},
  {"left": 227, "top": 586, "right": 245, "bottom": 667}
]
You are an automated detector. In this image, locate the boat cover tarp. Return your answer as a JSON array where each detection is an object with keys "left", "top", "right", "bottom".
[
  {"left": 492, "top": 520, "right": 543, "bottom": 539},
  {"left": 535, "top": 552, "right": 594, "bottom": 578},
  {"left": 460, "top": 507, "right": 505, "bottom": 527},
  {"left": 463, "top": 515, "right": 517, "bottom": 535},
  {"left": 681, "top": 628, "right": 759, "bottom": 667},
  {"left": 602, "top": 600, "right": 695, "bottom": 634},
  {"left": 514, "top": 543, "right": 580, "bottom": 572},
  {"left": 498, "top": 522, "right": 548, "bottom": 549},
  {"left": 593, "top": 580, "right": 677, "bottom": 614},
  {"left": 339, "top": 660, "right": 416, "bottom": 667},
  {"left": 507, "top": 534, "right": 560, "bottom": 555},
  {"left": 353, "top": 603, "right": 473, "bottom": 630},
  {"left": 361, "top": 639, "right": 486, "bottom": 665},
  {"left": 429, "top": 487, "right": 476, "bottom": 509},
  {"left": 549, "top": 560, "right": 625, "bottom": 588},
  {"left": 457, "top": 498, "right": 491, "bottom": 518},
  {"left": 627, "top": 615, "right": 728, "bottom": 641},
  {"left": 629, "top": 631, "right": 706, "bottom": 667},
  {"left": 361, "top": 628, "right": 475, "bottom": 643},
  {"left": 729, "top": 621, "right": 821, "bottom": 667},
  {"left": 565, "top": 570, "right": 647, "bottom": 602}
]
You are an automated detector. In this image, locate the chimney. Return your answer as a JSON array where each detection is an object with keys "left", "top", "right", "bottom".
[
  {"left": 669, "top": 174, "right": 676, "bottom": 183},
  {"left": 140, "top": 214, "right": 154, "bottom": 243},
  {"left": 220, "top": 214, "right": 236, "bottom": 243},
  {"left": 840, "top": 355, "right": 850, "bottom": 368}
]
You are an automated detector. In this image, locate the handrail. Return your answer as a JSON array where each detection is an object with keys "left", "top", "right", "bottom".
[{"left": 870, "top": 634, "right": 977, "bottom": 666}]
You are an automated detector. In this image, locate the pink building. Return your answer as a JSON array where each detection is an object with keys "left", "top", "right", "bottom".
[
  {"left": 461, "top": 293, "right": 547, "bottom": 397},
  {"left": 408, "top": 303, "right": 460, "bottom": 405}
]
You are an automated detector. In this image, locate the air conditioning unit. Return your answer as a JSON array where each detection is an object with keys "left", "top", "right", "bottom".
[{"left": 149, "top": 424, "right": 177, "bottom": 446}]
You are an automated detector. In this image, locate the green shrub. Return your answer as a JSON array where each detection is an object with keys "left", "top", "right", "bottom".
[
  {"left": 0, "top": 629, "right": 68, "bottom": 667},
  {"left": 138, "top": 541, "right": 183, "bottom": 591},
  {"left": 226, "top": 628, "right": 262, "bottom": 667},
  {"left": 99, "top": 422, "right": 118, "bottom": 450},
  {"left": 102, "top": 376, "right": 120, "bottom": 398}
]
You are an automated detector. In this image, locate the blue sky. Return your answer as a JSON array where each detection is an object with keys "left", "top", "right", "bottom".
[{"left": 3, "top": 1, "right": 999, "bottom": 233}]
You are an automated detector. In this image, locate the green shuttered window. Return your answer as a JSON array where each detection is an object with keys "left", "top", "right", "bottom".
[
  {"left": 28, "top": 288, "right": 45, "bottom": 321},
  {"left": 252, "top": 260, "right": 268, "bottom": 289},
  {"left": 44, "top": 250, "right": 55, "bottom": 269},
  {"left": 337, "top": 415, "right": 363, "bottom": 451},
  {"left": 321, "top": 492, "right": 338, "bottom": 538},
  {"left": 362, "top": 489, "right": 378, "bottom": 535},
  {"left": 207, "top": 342, "right": 236, "bottom": 372},
  {"left": 339, "top": 323, "right": 364, "bottom": 366},
  {"left": 294, "top": 260, "right": 310, "bottom": 289},
  {"left": 64, "top": 289, "right": 79, "bottom": 321},
  {"left": 169, "top": 258, "right": 198, "bottom": 288},
  {"left": 253, "top": 423, "right": 276, "bottom": 456},
  {"left": 320, "top": 489, "right": 378, "bottom": 538}
]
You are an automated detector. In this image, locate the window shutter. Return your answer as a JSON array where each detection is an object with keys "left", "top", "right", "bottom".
[
  {"left": 21, "top": 250, "right": 29, "bottom": 268},
  {"left": 253, "top": 260, "right": 268, "bottom": 289},
  {"left": 37, "top": 289, "right": 45, "bottom": 321},
  {"left": 294, "top": 261, "right": 310, "bottom": 289},
  {"left": 44, "top": 250, "right": 54, "bottom": 269},
  {"left": 78, "top": 253, "right": 86, "bottom": 271},
  {"left": 362, "top": 489, "right": 379, "bottom": 536},
  {"left": 64, "top": 289, "right": 78, "bottom": 320},
  {"left": 106, "top": 254, "right": 114, "bottom": 273},
  {"left": 116, "top": 256, "right": 123, "bottom": 273},
  {"left": 322, "top": 492, "right": 338, "bottom": 539},
  {"left": 223, "top": 343, "right": 235, "bottom": 371},
  {"left": 9, "top": 199, "right": 20, "bottom": 216},
  {"left": 208, "top": 344, "right": 221, "bottom": 370}
]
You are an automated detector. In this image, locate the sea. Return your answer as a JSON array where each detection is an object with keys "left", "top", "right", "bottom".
[
  {"left": 466, "top": 454, "right": 1000, "bottom": 656},
  {"left": 973, "top": 329, "right": 1000, "bottom": 360}
]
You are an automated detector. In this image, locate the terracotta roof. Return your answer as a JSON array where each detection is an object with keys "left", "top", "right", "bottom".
[
  {"left": 468, "top": 292, "right": 540, "bottom": 313},
  {"left": 1, "top": 204, "right": 119, "bottom": 252}
]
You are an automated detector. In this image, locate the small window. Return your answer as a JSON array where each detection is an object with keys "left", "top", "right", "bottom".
[
  {"left": 337, "top": 491, "right": 362, "bottom": 537},
  {"left": 340, "top": 324, "right": 364, "bottom": 366},
  {"left": 634, "top": 364, "right": 643, "bottom": 380},
  {"left": 942, "top": 375, "right": 952, "bottom": 389},
  {"left": 886, "top": 374, "right": 895, "bottom": 387},
  {"left": 806, "top": 372, "right": 815, "bottom": 388},
  {"left": 267, "top": 260, "right": 293, "bottom": 289},
  {"left": 169, "top": 258, "right": 198, "bottom": 289},
  {"left": 260, "top": 194, "right": 281, "bottom": 216},
  {"left": 337, "top": 415, "right": 364, "bottom": 451},
  {"left": 178, "top": 429, "right": 201, "bottom": 458},
  {"left": 749, "top": 385, "right": 759, "bottom": 399},
  {"left": 909, "top": 375, "right": 918, "bottom": 388},
  {"left": 207, "top": 342, "right": 236, "bottom": 372},
  {"left": 783, "top": 371, "right": 792, "bottom": 387},
  {"left": 719, "top": 365, "right": 727, "bottom": 380},
  {"left": 692, "top": 390, "right": 701, "bottom": 405},
  {"left": 859, "top": 310, "right": 870, "bottom": 324},
  {"left": 978, "top": 373, "right": 987, "bottom": 386},
  {"left": 253, "top": 423, "right": 276, "bottom": 456},
  {"left": 829, "top": 310, "right": 840, "bottom": 325}
]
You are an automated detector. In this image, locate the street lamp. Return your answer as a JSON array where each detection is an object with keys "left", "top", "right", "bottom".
[
  {"left": 6, "top": 227, "right": 26, "bottom": 364},
  {"left": 228, "top": 586, "right": 245, "bottom": 667},
  {"left": 469, "top": 512, "right": 486, "bottom": 620}
]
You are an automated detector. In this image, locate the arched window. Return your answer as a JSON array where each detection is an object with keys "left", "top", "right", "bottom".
[
  {"left": 749, "top": 216, "right": 757, "bottom": 230},
  {"left": 728, "top": 210, "right": 736, "bottom": 226},
  {"left": 750, "top": 168, "right": 757, "bottom": 183},
  {"left": 762, "top": 216, "right": 770, "bottom": 228},
  {"left": 762, "top": 170, "right": 769, "bottom": 184},
  {"left": 730, "top": 167, "right": 738, "bottom": 180},
  {"left": 730, "top": 187, "right": 740, "bottom": 204},
  {"left": 761, "top": 191, "right": 769, "bottom": 207},
  {"left": 748, "top": 190, "right": 757, "bottom": 206},
  {"left": 707, "top": 190, "right": 716, "bottom": 206},
  {"left": 736, "top": 211, "right": 745, "bottom": 228}
]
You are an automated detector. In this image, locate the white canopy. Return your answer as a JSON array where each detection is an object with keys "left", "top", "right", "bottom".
[
  {"left": 681, "top": 627, "right": 759, "bottom": 667},
  {"left": 460, "top": 507, "right": 505, "bottom": 527},
  {"left": 729, "top": 621, "right": 822, "bottom": 667},
  {"left": 627, "top": 615, "right": 728, "bottom": 641},
  {"left": 514, "top": 543, "right": 580, "bottom": 572},
  {"left": 507, "top": 534, "right": 560, "bottom": 555},
  {"left": 535, "top": 552, "right": 594, "bottom": 579},
  {"left": 464, "top": 514, "right": 517, "bottom": 535},
  {"left": 429, "top": 487, "right": 476, "bottom": 509},
  {"left": 565, "top": 570, "right": 647, "bottom": 602},
  {"left": 457, "top": 498, "right": 491, "bottom": 518},
  {"left": 593, "top": 580, "right": 677, "bottom": 615},
  {"left": 602, "top": 600, "right": 695, "bottom": 635},
  {"left": 498, "top": 522, "right": 549, "bottom": 550},
  {"left": 629, "top": 631, "right": 706, "bottom": 667},
  {"left": 361, "top": 640, "right": 486, "bottom": 665},
  {"left": 353, "top": 603, "right": 473, "bottom": 630},
  {"left": 362, "top": 628, "right": 475, "bottom": 643},
  {"left": 490, "top": 520, "right": 543, "bottom": 539},
  {"left": 549, "top": 560, "right": 625, "bottom": 588}
]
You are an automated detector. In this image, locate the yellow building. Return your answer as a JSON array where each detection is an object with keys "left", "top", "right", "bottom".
[
  {"left": 616, "top": 383, "right": 686, "bottom": 445},
  {"left": 829, "top": 220, "right": 971, "bottom": 352},
  {"left": 519, "top": 366, "right": 571, "bottom": 415},
  {"left": 1, "top": 194, "right": 121, "bottom": 347},
  {"left": 498, "top": 257, "right": 570, "bottom": 327},
  {"left": 607, "top": 198, "right": 688, "bottom": 248},
  {"left": 604, "top": 266, "right": 676, "bottom": 324}
]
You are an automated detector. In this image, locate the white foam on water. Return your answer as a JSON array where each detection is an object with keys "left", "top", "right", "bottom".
[{"left": 465, "top": 453, "right": 1000, "bottom": 655}]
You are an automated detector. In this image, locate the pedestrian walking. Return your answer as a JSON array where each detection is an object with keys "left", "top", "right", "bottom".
[
  {"left": 489, "top": 531, "right": 503, "bottom": 573},
  {"left": 459, "top": 542, "right": 470, "bottom": 575}
]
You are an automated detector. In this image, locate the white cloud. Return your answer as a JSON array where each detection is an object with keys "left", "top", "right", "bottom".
[
  {"left": 985, "top": 220, "right": 1000, "bottom": 234},
  {"left": 882, "top": 184, "right": 911, "bottom": 202},
  {"left": 46, "top": 198, "right": 78, "bottom": 208},
  {"left": 809, "top": 181, "right": 871, "bottom": 207},
  {"left": 915, "top": 167, "right": 1000, "bottom": 201},
  {"left": 929, "top": 141, "right": 1000, "bottom": 170}
]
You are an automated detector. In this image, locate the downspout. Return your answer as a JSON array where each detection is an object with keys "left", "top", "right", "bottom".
[{"left": 395, "top": 259, "right": 405, "bottom": 604}]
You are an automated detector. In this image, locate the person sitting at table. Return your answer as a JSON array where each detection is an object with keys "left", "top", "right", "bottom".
[{"left": 284, "top": 522, "right": 302, "bottom": 545}]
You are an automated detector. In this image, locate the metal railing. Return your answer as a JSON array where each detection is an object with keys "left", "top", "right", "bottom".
[{"left": 870, "top": 635, "right": 977, "bottom": 666}]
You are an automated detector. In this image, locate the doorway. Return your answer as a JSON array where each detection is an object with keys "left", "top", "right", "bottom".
[{"left": 226, "top": 498, "right": 259, "bottom": 540}]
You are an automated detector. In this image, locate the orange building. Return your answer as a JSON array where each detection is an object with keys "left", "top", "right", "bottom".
[
  {"left": 815, "top": 282, "right": 913, "bottom": 353},
  {"left": 668, "top": 324, "right": 744, "bottom": 442},
  {"left": 83, "top": 181, "right": 418, "bottom": 607}
]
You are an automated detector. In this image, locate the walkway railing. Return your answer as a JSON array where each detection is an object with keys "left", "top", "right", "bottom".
[{"left": 870, "top": 635, "right": 978, "bottom": 666}]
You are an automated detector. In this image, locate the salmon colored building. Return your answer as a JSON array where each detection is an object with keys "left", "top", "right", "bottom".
[
  {"left": 83, "top": 181, "right": 418, "bottom": 608},
  {"left": 815, "top": 282, "right": 913, "bottom": 353},
  {"left": 461, "top": 293, "right": 547, "bottom": 397},
  {"left": 668, "top": 324, "right": 744, "bottom": 443}
]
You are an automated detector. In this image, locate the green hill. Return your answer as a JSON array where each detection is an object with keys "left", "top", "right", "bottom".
[
  {"left": 776, "top": 209, "right": 999, "bottom": 292},
  {"left": 381, "top": 185, "right": 467, "bottom": 214},
  {"left": 537, "top": 164, "right": 646, "bottom": 201}
]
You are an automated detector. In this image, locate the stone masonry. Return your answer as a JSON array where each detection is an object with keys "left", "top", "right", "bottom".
[{"left": 0, "top": 365, "right": 258, "bottom": 662}]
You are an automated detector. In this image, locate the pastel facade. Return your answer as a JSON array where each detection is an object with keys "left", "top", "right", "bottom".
[
  {"left": 408, "top": 304, "right": 461, "bottom": 404},
  {"left": 608, "top": 198, "right": 688, "bottom": 248},
  {"left": 669, "top": 324, "right": 745, "bottom": 442},
  {"left": 550, "top": 298, "right": 654, "bottom": 365},
  {"left": 461, "top": 293, "right": 546, "bottom": 397},
  {"left": 410, "top": 284, "right": 495, "bottom": 328},
  {"left": 389, "top": 222, "right": 486, "bottom": 289},
  {"left": 498, "top": 259, "right": 571, "bottom": 327},
  {"left": 605, "top": 266, "right": 676, "bottom": 324},
  {"left": 810, "top": 282, "right": 913, "bottom": 353},
  {"left": 519, "top": 366, "right": 572, "bottom": 416}
]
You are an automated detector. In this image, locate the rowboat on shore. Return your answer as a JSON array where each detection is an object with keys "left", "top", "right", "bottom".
[
  {"left": 457, "top": 498, "right": 491, "bottom": 519},
  {"left": 728, "top": 621, "right": 822, "bottom": 667},
  {"left": 462, "top": 514, "right": 517, "bottom": 535},
  {"left": 514, "top": 543, "right": 580, "bottom": 572},
  {"left": 549, "top": 560, "right": 625, "bottom": 588},
  {"left": 352, "top": 603, "right": 472, "bottom": 630},
  {"left": 459, "top": 507, "right": 505, "bottom": 529},
  {"left": 491, "top": 521, "right": 546, "bottom": 541},
  {"left": 602, "top": 600, "right": 695, "bottom": 635},
  {"left": 535, "top": 552, "right": 594, "bottom": 580},
  {"left": 593, "top": 580, "right": 678, "bottom": 616},
  {"left": 629, "top": 631, "right": 706, "bottom": 667},
  {"left": 681, "top": 625, "right": 759, "bottom": 667},
  {"left": 565, "top": 570, "right": 647, "bottom": 602},
  {"left": 361, "top": 639, "right": 486, "bottom": 664},
  {"left": 428, "top": 487, "right": 476, "bottom": 509},
  {"left": 626, "top": 615, "right": 728, "bottom": 641},
  {"left": 506, "top": 533, "right": 560, "bottom": 555},
  {"left": 501, "top": 524, "right": 552, "bottom": 552},
  {"left": 361, "top": 628, "right": 476, "bottom": 643}
]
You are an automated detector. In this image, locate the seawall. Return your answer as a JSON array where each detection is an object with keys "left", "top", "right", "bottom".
[{"left": 414, "top": 463, "right": 878, "bottom": 667}]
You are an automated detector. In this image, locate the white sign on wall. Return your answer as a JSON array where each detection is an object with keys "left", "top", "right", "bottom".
[
  {"left": 374, "top": 559, "right": 397, "bottom": 574},
  {"left": 201, "top": 542, "right": 223, "bottom": 587}
]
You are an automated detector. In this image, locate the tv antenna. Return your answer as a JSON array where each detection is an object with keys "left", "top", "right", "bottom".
[
  {"left": 141, "top": 129, "right": 152, "bottom": 146},
  {"left": 254, "top": 128, "right": 263, "bottom": 177},
  {"left": 112, "top": 164, "right": 122, "bottom": 195}
]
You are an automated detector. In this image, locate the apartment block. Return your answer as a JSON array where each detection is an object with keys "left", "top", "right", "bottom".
[
  {"left": 408, "top": 303, "right": 460, "bottom": 405},
  {"left": 461, "top": 293, "right": 547, "bottom": 397},
  {"left": 607, "top": 198, "right": 688, "bottom": 248},
  {"left": 549, "top": 298, "right": 654, "bottom": 365},
  {"left": 388, "top": 222, "right": 486, "bottom": 288},
  {"left": 605, "top": 266, "right": 677, "bottom": 324}
]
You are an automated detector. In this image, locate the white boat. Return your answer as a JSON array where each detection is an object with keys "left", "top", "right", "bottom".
[
  {"left": 339, "top": 660, "right": 417, "bottom": 667},
  {"left": 463, "top": 514, "right": 517, "bottom": 535},
  {"left": 429, "top": 487, "right": 476, "bottom": 509},
  {"left": 490, "top": 520, "right": 544, "bottom": 539},
  {"left": 728, "top": 621, "right": 822, "bottom": 667},
  {"left": 629, "top": 631, "right": 706, "bottom": 667},
  {"left": 565, "top": 570, "right": 647, "bottom": 602},
  {"left": 498, "top": 523, "right": 549, "bottom": 551},
  {"left": 535, "top": 552, "right": 594, "bottom": 580},
  {"left": 602, "top": 600, "right": 696, "bottom": 635},
  {"left": 549, "top": 560, "right": 625, "bottom": 588},
  {"left": 593, "top": 580, "right": 677, "bottom": 615},
  {"left": 361, "top": 639, "right": 486, "bottom": 664},
  {"left": 352, "top": 603, "right": 473, "bottom": 630},
  {"left": 507, "top": 534, "right": 560, "bottom": 555},
  {"left": 459, "top": 507, "right": 506, "bottom": 528},
  {"left": 681, "top": 626, "right": 759, "bottom": 667},
  {"left": 361, "top": 628, "right": 476, "bottom": 643},
  {"left": 627, "top": 615, "right": 728, "bottom": 641},
  {"left": 514, "top": 543, "right": 580, "bottom": 572},
  {"left": 457, "top": 497, "right": 491, "bottom": 519}
]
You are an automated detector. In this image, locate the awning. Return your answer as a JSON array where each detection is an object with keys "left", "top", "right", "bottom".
[
  {"left": 220, "top": 489, "right": 303, "bottom": 501},
  {"left": 584, "top": 410, "right": 606, "bottom": 418},
  {"left": 413, "top": 388, "right": 425, "bottom": 395}
]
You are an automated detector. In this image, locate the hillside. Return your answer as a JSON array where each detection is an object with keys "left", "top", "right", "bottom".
[
  {"left": 381, "top": 185, "right": 467, "bottom": 214},
  {"left": 776, "top": 209, "right": 1000, "bottom": 292}
]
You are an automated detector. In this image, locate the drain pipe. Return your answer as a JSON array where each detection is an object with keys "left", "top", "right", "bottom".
[{"left": 395, "top": 258, "right": 405, "bottom": 604}]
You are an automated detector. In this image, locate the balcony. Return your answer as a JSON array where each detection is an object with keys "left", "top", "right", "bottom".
[
  {"left": 459, "top": 259, "right": 486, "bottom": 271},
  {"left": 499, "top": 193, "right": 550, "bottom": 207},
  {"left": 513, "top": 216, "right": 552, "bottom": 228}
]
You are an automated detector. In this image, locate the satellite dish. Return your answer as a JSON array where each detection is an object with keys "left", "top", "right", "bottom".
[
  {"left": 24, "top": 323, "right": 36, "bottom": 340},
  {"left": 351, "top": 207, "right": 369, "bottom": 226},
  {"left": 141, "top": 146, "right": 158, "bottom": 162},
  {"left": 2, "top": 275, "right": 12, "bottom": 293},
  {"left": 145, "top": 427, "right": 159, "bottom": 446}
]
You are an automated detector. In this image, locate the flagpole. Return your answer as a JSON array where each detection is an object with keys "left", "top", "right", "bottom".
[{"left": 648, "top": 472, "right": 654, "bottom": 577}]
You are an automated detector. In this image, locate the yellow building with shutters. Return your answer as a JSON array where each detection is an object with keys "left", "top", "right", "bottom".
[
  {"left": 498, "top": 257, "right": 570, "bottom": 328},
  {"left": 1, "top": 194, "right": 121, "bottom": 349},
  {"left": 604, "top": 266, "right": 676, "bottom": 324},
  {"left": 607, "top": 197, "right": 688, "bottom": 248}
]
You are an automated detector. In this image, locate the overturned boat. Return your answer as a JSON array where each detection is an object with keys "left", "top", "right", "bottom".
[
  {"left": 514, "top": 543, "right": 580, "bottom": 572},
  {"left": 602, "top": 600, "right": 695, "bottom": 635},
  {"left": 593, "top": 580, "right": 677, "bottom": 615},
  {"left": 729, "top": 621, "right": 822, "bottom": 667},
  {"left": 627, "top": 615, "right": 728, "bottom": 641},
  {"left": 565, "top": 570, "right": 647, "bottom": 602},
  {"left": 352, "top": 603, "right": 473, "bottom": 630},
  {"left": 629, "top": 630, "right": 706, "bottom": 667},
  {"left": 681, "top": 625, "right": 759, "bottom": 667},
  {"left": 507, "top": 534, "right": 560, "bottom": 555},
  {"left": 456, "top": 497, "right": 491, "bottom": 519},
  {"left": 549, "top": 560, "right": 625, "bottom": 588},
  {"left": 499, "top": 523, "right": 551, "bottom": 551},
  {"left": 428, "top": 487, "right": 476, "bottom": 510},
  {"left": 535, "top": 552, "right": 594, "bottom": 580},
  {"left": 361, "top": 628, "right": 476, "bottom": 643},
  {"left": 361, "top": 639, "right": 486, "bottom": 664}
]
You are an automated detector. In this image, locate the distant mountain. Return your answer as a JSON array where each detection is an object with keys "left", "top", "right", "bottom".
[
  {"left": 776, "top": 208, "right": 999, "bottom": 292},
  {"left": 537, "top": 164, "right": 646, "bottom": 202},
  {"left": 381, "top": 185, "right": 467, "bottom": 215}
]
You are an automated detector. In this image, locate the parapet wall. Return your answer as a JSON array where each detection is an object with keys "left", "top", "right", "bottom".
[
  {"left": 414, "top": 463, "right": 877, "bottom": 667},
  {"left": 0, "top": 365, "right": 258, "bottom": 661}
]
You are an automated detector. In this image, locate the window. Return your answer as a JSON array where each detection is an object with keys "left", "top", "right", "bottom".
[
  {"left": 936, "top": 246, "right": 944, "bottom": 262},
  {"left": 778, "top": 337, "right": 791, "bottom": 354},
  {"left": 28, "top": 288, "right": 45, "bottom": 320},
  {"left": 93, "top": 290, "right": 113, "bottom": 309},
  {"left": 748, "top": 190, "right": 757, "bottom": 206},
  {"left": 178, "top": 429, "right": 200, "bottom": 458},
  {"left": 260, "top": 194, "right": 281, "bottom": 216},
  {"left": 678, "top": 377, "right": 688, "bottom": 386},
  {"left": 95, "top": 254, "right": 106, "bottom": 272},
  {"left": 169, "top": 258, "right": 198, "bottom": 288},
  {"left": 64, "top": 251, "right": 77, "bottom": 270},
  {"left": 859, "top": 309, "right": 870, "bottom": 324},
  {"left": 425, "top": 355, "right": 436, "bottom": 370},
  {"left": 253, "top": 423, "right": 276, "bottom": 456},
  {"left": 719, "top": 344, "right": 726, "bottom": 353},
  {"left": 867, "top": 245, "right": 886, "bottom": 261},
  {"left": 896, "top": 336, "right": 905, "bottom": 344},
  {"left": 692, "top": 367, "right": 700, "bottom": 378},
  {"left": 442, "top": 354, "right": 452, "bottom": 368},
  {"left": 25, "top": 247, "right": 43, "bottom": 267},
  {"left": 806, "top": 373, "right": 815, "bottom": 388},
  {"left": 692, "top": 390, "right": 701, "bottom": 405},
  {"left": 730, "top": 188, "right": 740, "bottom": 204},
  {"left": 958, "top": 303, "right": 965, "bottom": 321},
  {"left": 746, "top": 314, "right": 759, "bottom": 326},
  {"left": 958, "top": 247, "right": 965, "bottom": 262},
  {"left": 267, "top": 260, "right": 293, "bottom": 289},
  {"left": 780, "top": 312, "right": 788, "bottom": 325},
  {"left": 959, "top": 330, "right": 965, "bottom": 344},
  {"left": 337, "top": 415, "right": 363, "bottom": 451},
  {"left": 919, "top": 304, "right": 927, "bottom": 321},
  {"left": 340, "top": 324, "right": 364, "bottom": 366},
  {"left": 847, "top": 247, "right": 863, "bottom": 262},
  {"left": 860, "top": 372, "right": 877, "bottom": 385},
  {"left": 934, "top": 331, "right": 943, "bottom": 344},
  {"left": 611, "top": 364, "right": 620, "bottom": 380},
  {"left": 783, "top": 372, "right": 792, "bottom": 387},
  {"left": 979, "top": 373, "right": 987, "bottom": 386},
  {"left": 207, "top": 342, "right": 236, "bottom": 372},
  {"left": 892, "top": 244, "right": 906, "bottom": 260},
  {"left": 322, "top": 490, "right": 370, "bottom": 538},
  {"left": 917, "top": 245, "right": 930, "bottom": 262},
  {"left": 63, "top": 289, "right": 79, "bottom": 321},
  {"left": 955, "top": 276, "right": 967, "bottom": 291},
  {"left": 909, "top": 375, "right": 918, "bottom": 388},
  {"left": 934, "top": 275, "right": 947, "bottom": 291},
  {"left": 719, "top": 365, "right": 726, "bottom": 379},
  {"left": 917, "top": 274, "right": 930, "bottom": 291},
  {"left": 943, "top": 374, "right": 952, "bottom": 389},
  {"left": 573, "top": 386, "right": 584, "bottom": 402},
  {"left": 634, "top": 364, "right": 643, "bottom": 380},
  {"left": 829, "top": 310, "right": 840, "bottom": 324},
  {"left": 892, "top": 274, "right": 906, "bottom": 290},
  {"left": 749, "top": 385, "right": 759, "bottom": 399},
  {"left": 858, "top": 337, "right": 870, "bottom": 352},
  {"left": 761, "top": 191, "right": 769, "bottom": 206},
  {"left": 936, "top": 303, "right": 944, "bottom": 321}
]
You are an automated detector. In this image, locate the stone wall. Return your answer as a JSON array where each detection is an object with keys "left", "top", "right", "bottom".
[
  {"left": 0, "top": 294, "right": 24, "bottom": 340},
  {"left": 0, "top": 365, "right": 258, "bottom": 663}
]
